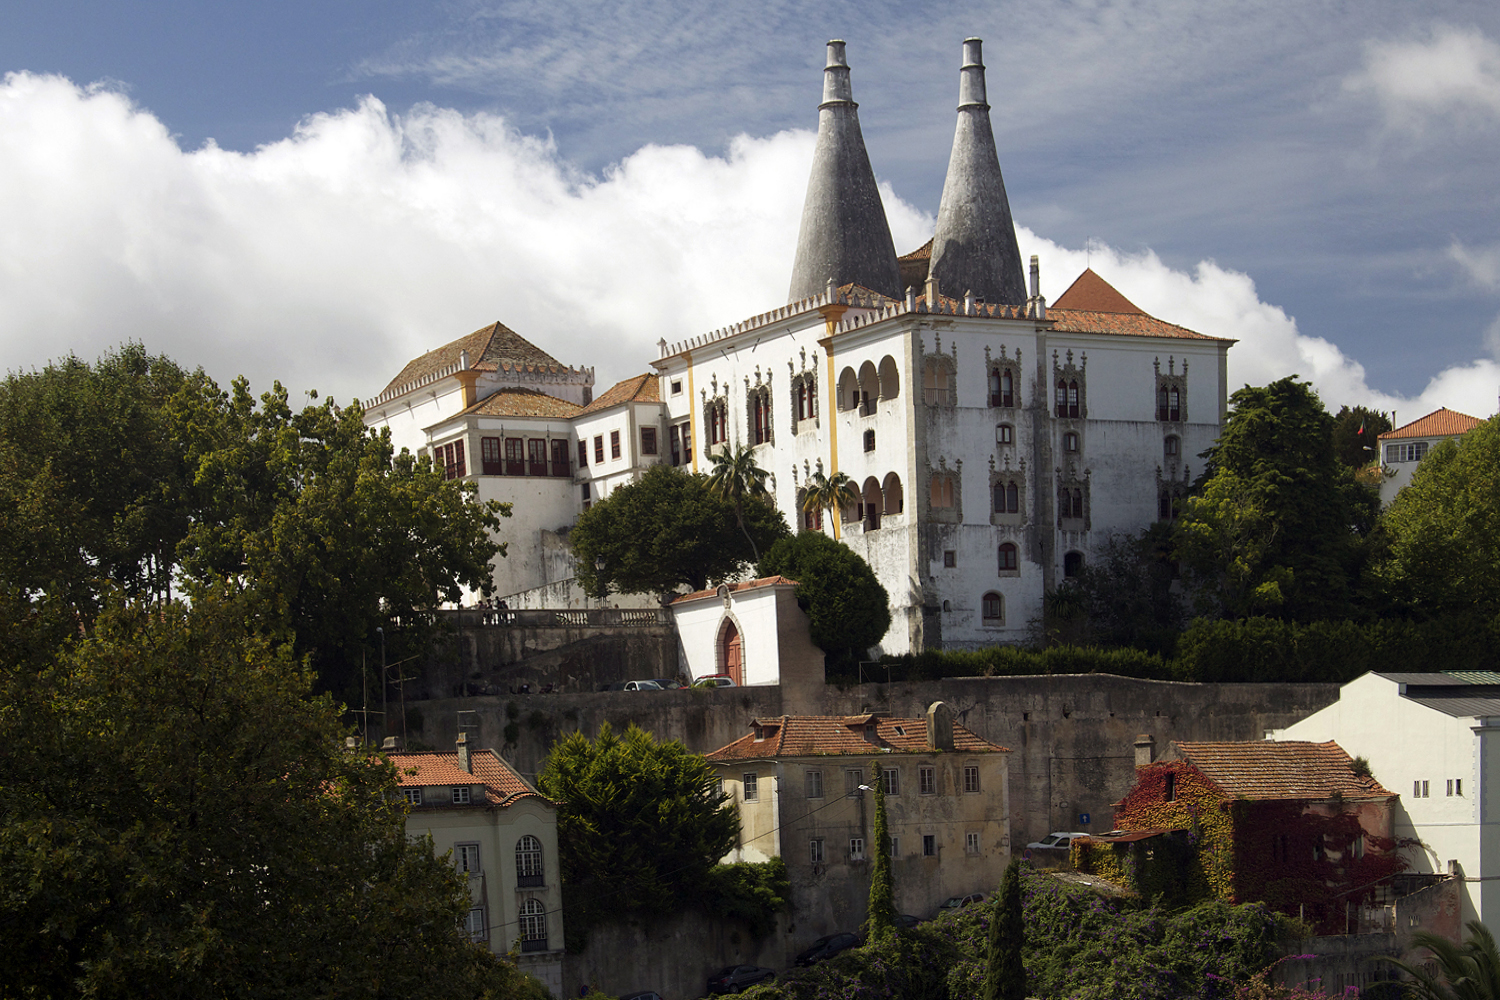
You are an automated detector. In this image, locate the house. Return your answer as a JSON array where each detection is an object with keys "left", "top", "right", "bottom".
[
  {"left": 1079, "top": 738, "right": 1402, "bottom": 934},
  {"left": 1378, "top": 407, "right": 1482, "bottom": 505},
  {"left": 705, "top": 702, "right": 1010, "bottom": 935},
  {"left": 361, "top": 37, "right": 1233, "bottom": 653},
  {"left": 1274, "top": 671, "right": 1500, "bottom": 933},
  {"left": 668, "top": 576, "right": 824, "bottom": 708},
  {"left": 388, "top": 734, "right": 565, "bottom": 995}
]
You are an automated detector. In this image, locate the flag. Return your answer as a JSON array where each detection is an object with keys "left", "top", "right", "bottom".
[{"left": 1357, "top": 419, "right": 1365, "bottom": 436}]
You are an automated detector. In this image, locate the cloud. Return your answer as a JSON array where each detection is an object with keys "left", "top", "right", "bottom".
[
  {"left": 1450, "top": 240, "right": 1500, "bottom": 290},
  {"left": 1346, "top": 24, "right": 1500, "bottom": 129},
  {"left": 0, "top": 69, "right": 1495, "bottom": 432}
]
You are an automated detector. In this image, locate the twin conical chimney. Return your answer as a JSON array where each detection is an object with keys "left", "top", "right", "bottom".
[
  {"left": 786, "top": 41, "right": 902, "bottom": 302},
  {"left": 927, "top": 39, "right": 1027, "bottom": 306}
]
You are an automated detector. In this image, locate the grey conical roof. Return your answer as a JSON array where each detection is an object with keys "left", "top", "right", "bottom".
[
  {"left": 928, "top": 38, "right": 1027, "bottom": 306},
  {"left": 787, "top": 41, "right": 902, "bottom": 303}
]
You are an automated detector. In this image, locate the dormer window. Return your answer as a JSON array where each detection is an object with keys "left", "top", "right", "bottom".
[{"left": 452, "top": 786, "right": 472, "bottom": 805}]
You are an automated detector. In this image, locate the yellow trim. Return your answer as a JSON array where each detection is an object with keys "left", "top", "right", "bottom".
[{"left": 686, "top": 353, "right": 698, "bottom": 473}]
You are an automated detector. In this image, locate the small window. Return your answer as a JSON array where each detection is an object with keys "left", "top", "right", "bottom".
[
  {"left": 923, "top": 835, "right": 937, "bottom": 857},
  {"left": 890, "top": 836, "right": 900, "bottom": 858},
  {"left": 1456, "top": 779, "right": 1464, "bottom": 796},
  {"left": 743, "top": 772, "right": 759, "bottom": 801},
  {"left": 805, "top": 769, "right": 824, "bottom": 799},
  {"left": 453, "top": 786, "right": 472, "bottom": 805},
  {"left": 864, "top": 429, "right": 876, "bottom": 452},
  {"left": 1165, "top": 435, "right": 1180, "bottom": 458},
  {"left": 1165, "top": 773, "right": 1176, "bottom": 802},
  {"left": 919, "top": 766, "right": 936, "bottom": 795},
  {"left": 465, "top": 907, "right": 488, "bottom": 942},
  {"left": 845, "top": 769, "right": 863, "bottom": 797},
  {"left": 882, "top": 767, "right": 900, "bottom": 796},
  {"left": 403, "top": 787, "right": 422, "bottom": 806},
  {"left": 581, "top": 482, "right": 591, "bottom": 502},
  {"left": 455, "top": 843, "right": 481, "bottom": 873},
  {"left": 577, "top": 439, "right": 588, "bottom": 467},
  {"left": 642, "top": 427, "right": 658, "bottom": 455},
  {"left": 999, "top": 543, "right": 1018, "bottom": 572},
  {"left": 671, "top": 379, "right": 682, "bottom": 395},
  {"left": 610, "top": 430, "right": 621, "bottom": 460},
  {"left": 593, "top": 435, "right": 604, "bottom": 464},
  {"left": 1063, "top": 551, "right": 1085, "bottom": 578},
  {"left": 810, "top": 839, "right": 825, "bottom": 864},
  {"left": 982, "top": 592, "right": 1003, "bottom": 623},
  {"left": 1064, "top": 431, "right": 1079, "bottom": 453},
  {"left": 849, "top": 838, "right": 865, "bottom": 861},
  {"left": 963, "top": 765, "right": 980, "bottom": 794},
  {"left": 944, "top": 550, "right": 956, "bottom": 568},
  {"left": 966, "top": 832, "right": 981, "bottom": 855},
  {"left": 997, "top": 423, "right": 1014, "bottom": 445}
]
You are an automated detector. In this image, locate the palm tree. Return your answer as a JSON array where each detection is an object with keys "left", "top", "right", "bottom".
[
  {"left": 801, "top": 470, "right": 860, "bottom": 540},
  {"left": 707, "top": 444, "right": 771, "bottom": 562},
  {"left": 1382, "top": 921, "right": 1500, "bottom": 1000}
]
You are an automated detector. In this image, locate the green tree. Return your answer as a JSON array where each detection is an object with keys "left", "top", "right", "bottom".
[
  {"left": 1176, "top": 376, "right": 1377, "bottom": 621},
  {"left": 1381, "top": 920, "right": 1500, "bottom": 1000},
  {"left": 536, "top": 722, "right": 742, "bottom": 951},
  {"left": 983, "top": 860, "right": 1026, "bottom": 1000},
  {"left": 708, "top": 443, "right": 772, "bottom": 561},
  {"left": 0, "top": 592, "right": 544, "bottom": 1000},
  {"left": 571, "top": 465, "right": 788, "bottom": 598},
  {"left": 1043, "top": 525, "right": 1185, "bottom": 653},
  {"left": 1376, "top": 416, "right": 1500, "bottom": 617},
  {"left": 1330, "top": 405, "right": 1392, "bottom": 470},
  {"left": 864, "top": 760, "right": 896, "bottom": 943},
  {"left": 759, "top": 531, "right": 891, "bottom": 668},
  {"left": 800, "top": 469, "right": 861, "bottom": 540}
]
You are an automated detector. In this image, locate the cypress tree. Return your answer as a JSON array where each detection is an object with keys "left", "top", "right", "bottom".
[
  {"left": 864, "top": 758, "right": 895, "bottom": 942},
  {"left": 984, "top": 859, "right": 1025, "bottom": 1000}
]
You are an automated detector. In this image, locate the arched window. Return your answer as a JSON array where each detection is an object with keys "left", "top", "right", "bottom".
[
  {"left": 707, "top": 399, "right": 728, "bottom": 446},
  {"left": 516, "top": 835, "right": 544, "bottom": 887},
  {"left": 1064, "top": 431, "right": 1079, "bottom": 453},
  {"left": 520, "top": 898, "right": 547, "bottom": 952},
  {"left": 838, "top": 367, "right": 859, "bottom": 411},
  {"left": 882, "top": 473, "right": 904, "bottom": 515},
  {"left": 862, "top": 477, "right": 882, "bottom": 530},
  {"left": 1159, "top": 490, "right": 1175, "bottom": 521},
  {"left": 721, "top": 620, "right": 743, "bottom": 685},
  {"left": 878, "top": 356, "right": 900, "bottom": 400},
  {"left": 1165, "top": 435, "right": 1180, "bottom": 459},
  {"left": 858, "top": 361, "right": 879, "bottom": 414},
  {"left": 997, "top": 423, "right": 1014, "bottom": 445},
  {"left": 998, "top": 543, "right": 1018, "bottom": 572},
  {"left": 982, "top": 592, "right": 1004, "bottom": 623},
  {"left": 992, "top": 481, "right": 1019, "bottom": 515},
  {"left": 1064, "top": 551, "right": 1085, "bottom": 578}
]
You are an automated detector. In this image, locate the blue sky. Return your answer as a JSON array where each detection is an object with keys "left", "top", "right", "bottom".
[{"left": 2, "top": 0, "right": 1499, "bottom": 421}]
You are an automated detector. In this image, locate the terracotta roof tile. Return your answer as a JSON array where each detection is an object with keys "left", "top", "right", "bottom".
[
  {"left": 388, "top": 748, "right": 548, "bottom": 808},
  {"left": 576, "top": 373, "right": 660, "bottom": 416},
  {"left": 1378, "top": 407, "right": 1483, "bottom": 441},
  {"left": 1171, "top": 740, "right": 1394, "bottom": 801},
  {"left": 460, "top": 387, "right": 581, "bottom": 419},
  {"left": 898, "top": 238, "right": 934, "bottom": 262},
  {"left": 671, "top": 576, "right": 800, "bottom": 605},
  {"left": 1051, "top": 269, "right": 1143, "bottom": 313},
  {"left": 380, "top": 321, "right": 568, "bottom": 397},
  {"left": 1047, "top": 269, "right": 1228, "bottom": 342},
  {"left": 706, "top": 715, "right": 1009, "bottom": 762}
]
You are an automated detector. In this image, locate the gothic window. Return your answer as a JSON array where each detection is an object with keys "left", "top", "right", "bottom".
[
  {"left": 1155, "top": 357, "right": 1188, "bottom": 423},
  {"left": 998, "top": 543, "right": 1019, "bottom": 572},
  {"left": 1053, "top": 350, "right": 1086, "bottom": 419},
  {"left": 1057, "top": 477, "right": 1089, "bottom": 528},
  {"left": 923, "top": 356, "right": 956, "bottom": 406},
  {"left": 989, "top": 366, "right": 1017, "bottom": 407},
  {"left": 982, "top": 592, "right": 1004, "bottom": 624},
  {"left": 705, "top": 397, "right": 728, "bottom": 449},
  {"left": 1158, "top": 489, "right": 1176, "bottom": 521},
  {"left": 930, "top": 474, "right": 955, "bottom": 509},
  {"left": 992, "top": 480, "right": 1020, "bottom": 514},
  {"left": 748, "top": 386, "right": 773, "bottom": 446},
  {"left": 790, "top": 369, "right": 818, "bottom": 431}
]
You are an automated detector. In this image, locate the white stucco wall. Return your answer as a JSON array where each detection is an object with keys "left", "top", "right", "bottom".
[{"left": 671, "top": 583, "right": 787, "bottom": 686}]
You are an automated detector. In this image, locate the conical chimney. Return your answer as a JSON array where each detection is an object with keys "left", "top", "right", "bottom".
[
  {"left": 927, "top": 38, "right": 1027, "bottom": 306},
  {"left": 787, "top": 41, "right": 902, "bottom": 302}
]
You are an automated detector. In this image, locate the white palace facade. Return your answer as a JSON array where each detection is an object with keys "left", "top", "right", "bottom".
[{"left": 363, "top": 38, "right": 1232, "bottom": 656}]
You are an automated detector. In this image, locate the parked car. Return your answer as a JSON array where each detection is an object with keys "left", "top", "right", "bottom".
[
  {"left": 621, "top": 679, "right": 663, "bottom": 691},
  {"left": 620, "top": 992, "right": 664, "bottom": 1000},
  {"left": 894, "top": 913, "right": 924, "bottom": 929},
  {"left": 651, "top": 677, "right": 688, "bottom": 689},
  {"left": 794, "top": 931, "right": 860, "bottom": 966},
  {"left": 1025, "top": 831, "right": 1090, "bottom": 851},
  {"left": 937, "top": 892, "right": 985, "bottom": 915},
  {"left": 706, "top": 964, "right": 775, "bottom": 993},
  {"left": 693, "top": 674, "right": 736, "bottom": 688}
]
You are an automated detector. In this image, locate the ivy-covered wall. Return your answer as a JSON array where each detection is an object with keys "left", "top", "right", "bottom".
[{"left": 1075, "top": 761, "right": 1406, "bottom": 935}]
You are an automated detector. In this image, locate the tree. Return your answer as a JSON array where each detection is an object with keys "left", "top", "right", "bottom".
[
  {"left": 1376, "top": 416, "right": 1500, "bottom": 617},
  {"left": 0, "top": 592, "right": 545, "bottom": 1000},
  {"left": 1176, "top": 376, "right": 1377, "bottom": 621},
  {"left": 536, "top": 723, "right": 742, "bottom": 950},
  {"left": 1330, "top": 405, "right": 1392, "bottom": 471},
  {"left": 708, "top": 443, "right": 772, "bottom": 561},
  {"left": 758, "top": 531, "right": 891, "bottom": 667},
  {"left": 864, "top": 759, "right": 896, "bottom": 943},
  {"left": 1381, "top": 920, "right": 1500, "bottom": 1000},
  {"left": 1042, "top": 525, "right": 1185, "bottom": 653},
  {"left": 983, "top": 860, "right": 1025, "bottom": 1000},
  {"left": 801, "top": 469, "right": 861, "bottom": 540},
  {"left": 571, "top": 464, "right": 788, "bottom": 598}
]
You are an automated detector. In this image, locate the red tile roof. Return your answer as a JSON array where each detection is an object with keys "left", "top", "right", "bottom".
[
  {"left": 1170, "top": 740, "right": 1394, "bottom": 801},
  {"left": 1378, "top": 408, "right": 1483, "bottom": 441},
  {"left": 459, "top": 386, "right": 581, "bottom": 419},
  {"left": 671, "top": 576, "right": 800, "bottom": 606},
  {"left": 706, "top": 715, "right": 1009, "bottom": 762},
  {"left": 1052, "top": 269, "right": 1143, "bottom": 313},
  {"left": 898, "top": 238, "right": 934, "bottom": 262},
  {"left": 1048, "top": 269, "right": 1229, "bottom": 342},
  {"left": 576, "top": 373, "right": 660, "bottom": 416},
  {"left": 381, "top": 321, "right": 569, "bottom": 396},
  {"left": 388, "top": 748, "right": 548, "bottom": 808}
]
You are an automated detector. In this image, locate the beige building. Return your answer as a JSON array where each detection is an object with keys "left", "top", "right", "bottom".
[
  {"left": 1377, "top": 407, "right": 1484, "bottom": 505},
  {"left": 705, "top": 703, "right": 1011, "bottom": 935},
  {"left": 389, "top": 734, "right": 564, "bottom": 995}
]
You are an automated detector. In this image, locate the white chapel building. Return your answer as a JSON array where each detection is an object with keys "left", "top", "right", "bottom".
[{"left": 362, "top": 38, "right": 1233, "bottom": 656}]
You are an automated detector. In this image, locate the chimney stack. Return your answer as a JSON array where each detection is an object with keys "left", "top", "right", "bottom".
[
  {"left": 1134, "top": 734, "right": 1155, "bottom": 768},
  {"left": 457, "top": 731, "right": 473, "bottom": 774},
  {"left": 381, "top": 736, "right": 402, "bottom": 752},
  {"left": 926, "top": 701, "right": 955, "bottom": 752}
]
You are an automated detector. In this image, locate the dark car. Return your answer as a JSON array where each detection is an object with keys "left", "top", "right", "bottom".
[
  {"left": 706, "top": 964, "right": 775, "bottom": 994},
  {"left": 651, "top": 677, "right": 688, "bottom": 690},
  {"left": 794, "top": 931, "right": 860, "bottom": 966},
  {"left": 894, "top": 913, "right": 924, "bottom": 929},
  {"left": 620, "top": 992, "right": 664, "bottom": 1000}
]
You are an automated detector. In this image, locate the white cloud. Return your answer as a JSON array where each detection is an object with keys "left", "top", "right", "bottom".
[
  {"left": 0, "top": 69, "right": 1495, "bottom": 430},
  {"left": 1450, "top": 240, "right": 1500, "bottom": 290},
  {"left": 1346, "top": 24, "right": 1500, "bottom": 129}
]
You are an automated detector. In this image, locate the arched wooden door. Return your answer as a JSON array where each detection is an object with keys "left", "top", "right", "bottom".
[{"left": 721, "top": 620, "right": 743, "bottom": 685}]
